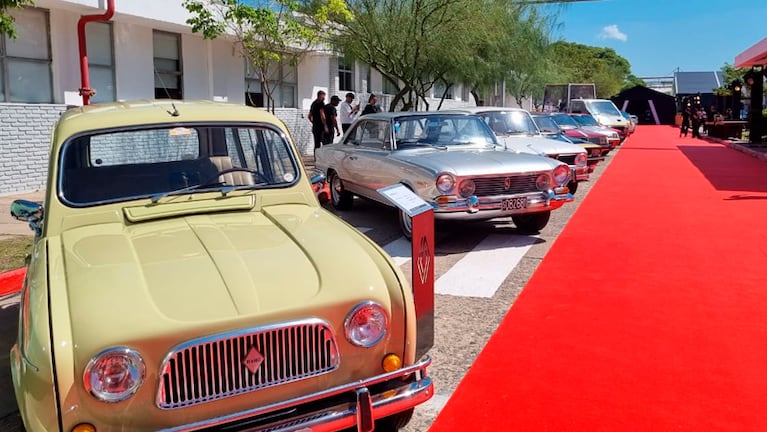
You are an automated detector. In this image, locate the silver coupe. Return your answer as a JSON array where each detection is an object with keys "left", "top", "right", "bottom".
[{"left": 315, "top": 112, "right": 573, "bottom": 237}]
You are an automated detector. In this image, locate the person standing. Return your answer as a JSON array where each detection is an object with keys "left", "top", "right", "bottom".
[
  {"left": 680, "top": 107, "right": 691, "bottom": 137},
  {"left": 691, "top": 107, "right": 702, "bottom": 139},
  {"left": 339, "top": 92, "right": 359, "bottom": 133},
  {"left": 361, "top": 94, "right": 383, "bottom": 116},
  {"left": 307, "top": 90, "right": 327, "bottom": 150},
  {"left": 323, "top": 95, "right": 342, "bottom": 145}
]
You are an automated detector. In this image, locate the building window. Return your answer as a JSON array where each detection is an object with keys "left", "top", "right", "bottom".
[
  {"left": 433, "top": 81, "right": 452, "bottom": 99},
  {"left": 0, "top": 7, "right": 52, "bottom": 103},
  {"left": 153, "top": 31, "right": 182, "bottom": 99},
  {"left": 338, "top": 56, "right": 353, "bottom": 91},
  {"left": 359, "top": 63, "right": 371, "bottom": 94},
  {"left": 244, "top": 60, "right": 296, "bottom": 108},
  {"left": 383, "top": 76, "right": 398, "bottom": 96},
  {"left": 86, "top": 22, "right": 115, "bottom": 103}
]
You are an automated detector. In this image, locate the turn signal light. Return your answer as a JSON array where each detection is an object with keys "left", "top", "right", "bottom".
[
  {"left": 382, "top": 354, "right": 402, "bottom": 372},
  {"left": 72, "top": 424, "right": 97, "bottom": 432},
  {"left": 435, "top": 196, "right": 450, "bottom": 204}
]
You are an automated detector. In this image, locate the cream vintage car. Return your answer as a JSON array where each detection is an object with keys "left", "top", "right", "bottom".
[
  {"left": 315, "top": 112, "right": 573, "bottom": 237},
  {"left": 9, "top": 100, "right": 432, "bottom": 432}
]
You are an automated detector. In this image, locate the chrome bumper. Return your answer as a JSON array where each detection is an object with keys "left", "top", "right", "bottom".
[
  {"left": 161, "top": 356, "right": 432, "bottom": 432},
  {"left": 570, "top": 165, "right": 590, "bottom": 182},
  {"left": 432, "top": 191, "right": 573, "bottom": 220}
]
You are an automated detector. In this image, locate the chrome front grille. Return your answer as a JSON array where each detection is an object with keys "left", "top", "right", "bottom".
[
  {"left": 472, "top": 174, "right": 539, "bottom": 196},
  {"left": 157, "top": 319, "right": 339, "bottom": 409},
  {"left": 555, "top": 154, "right": 577, "bottom": 165},
  {"left": 587, "top": 136, "right": 606, "bottom": 145}
]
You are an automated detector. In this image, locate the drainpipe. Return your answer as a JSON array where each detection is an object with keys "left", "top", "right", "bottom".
[{"left": 77, "top": 0, "right": 116, "bottom": 105}]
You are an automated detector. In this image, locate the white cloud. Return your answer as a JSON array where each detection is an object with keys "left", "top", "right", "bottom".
[{"left": 599, "top": 24, "right": 628, "bottom": 42}]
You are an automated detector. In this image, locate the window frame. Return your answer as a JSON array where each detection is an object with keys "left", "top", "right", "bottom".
[
  {"left": 86, "top": 21, "right": 116, "bottom": 103},
  {"left": 337, "top": 55, "right": 354, "bottom": 92},
  {"left": 0, "top": 7, "right": 53, "bottom": 103},
  {"left": 152, "top": 30, "right": 183, "bottom": 100}
]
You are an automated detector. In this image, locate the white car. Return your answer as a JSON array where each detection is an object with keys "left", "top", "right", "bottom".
[{"left": 451, "top": 107, "right": 589, "bottom": 194}]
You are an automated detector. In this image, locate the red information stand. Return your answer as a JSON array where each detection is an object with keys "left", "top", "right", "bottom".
[{"left": 378, "top": 184, "right": 435, "bottom": 358}]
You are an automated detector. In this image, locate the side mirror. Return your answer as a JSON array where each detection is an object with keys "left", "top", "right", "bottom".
[{"left": 10, "top": 200, "right": 44, "bottom": 236}]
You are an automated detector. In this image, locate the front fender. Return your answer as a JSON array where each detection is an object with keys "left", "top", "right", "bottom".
[{"left": 12, "top": 238, "right": 61, "bottom": 432}]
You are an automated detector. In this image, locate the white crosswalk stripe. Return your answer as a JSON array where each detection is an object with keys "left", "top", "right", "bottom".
[{"left": 435, "top": 234, "right": 537, "bottom": 298}]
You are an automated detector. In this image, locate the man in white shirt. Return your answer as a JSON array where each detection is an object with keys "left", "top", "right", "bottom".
[{"left": 339, "top": 92, "right": 360, "bottom": 133}]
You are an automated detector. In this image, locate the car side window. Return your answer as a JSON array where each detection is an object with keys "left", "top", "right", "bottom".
[{"left": 358, "top": 120, "right": 389, "bottom": 150}]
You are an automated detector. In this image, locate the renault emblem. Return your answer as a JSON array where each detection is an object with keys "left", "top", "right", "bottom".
[
  {"left": 504, "top": 177, "right": 512, "bottom": 190},
  {"left": 242, "top": 346, "right": 264, "bottom": 374}
]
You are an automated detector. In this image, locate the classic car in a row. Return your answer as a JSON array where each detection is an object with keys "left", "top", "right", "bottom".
[
  {"left": 570, "top": 113, "right": 622, "bottom": 148},
  {"left": 568, "top": 98, "right": 629, "bottom": 139},
  {"left": 531, "top": 114, "right": 607, "bottom": 173},
  {"left": 10, "top": 100, "right": 432, "bottom": 432},
  {"left": 452, "top": 107, "right": 590, "bottom": 194},
  {"left": 315, "top": 112, "right": 573, "bottom": 237}
]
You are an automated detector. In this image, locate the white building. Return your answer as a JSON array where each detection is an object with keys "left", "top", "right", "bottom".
[{"left": 0, "top": 0, "right": 477, "bottom": 194}]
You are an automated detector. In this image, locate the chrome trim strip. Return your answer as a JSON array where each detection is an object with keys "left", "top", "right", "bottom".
[{"left": 158, "top": 356, "right": 432, "bottom": 432}]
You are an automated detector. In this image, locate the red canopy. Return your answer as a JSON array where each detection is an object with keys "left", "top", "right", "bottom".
[{"left": 736, "top": 36, "right": 767, "bottom": 68}]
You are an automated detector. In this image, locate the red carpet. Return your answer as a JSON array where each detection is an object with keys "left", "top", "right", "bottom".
[
  {"left": 0, "top": 268, "right": 24, "bottom": 297},
  {"left": 431, "top": 127, "right": 767, "bottom": 431}
]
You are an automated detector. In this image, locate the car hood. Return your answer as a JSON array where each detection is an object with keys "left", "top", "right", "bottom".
[
  {"left": 58, "top": 205, "right": 391, "bottom": 326},
  {"left": 390, "top": 146, "right": 562, "bottom": 176},
  {"left": 580, "top": 126, "right": 617, "bottom": 136},
  {"left": 497, "top": 135, "right": 586, "bottom": 157}
]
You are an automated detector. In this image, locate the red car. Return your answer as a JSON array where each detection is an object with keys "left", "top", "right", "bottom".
[{"left": 537, "top": 113, "right": 611, "bottom": 156}]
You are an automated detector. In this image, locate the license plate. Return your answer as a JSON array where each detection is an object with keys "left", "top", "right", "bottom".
[{"left": 501, "top": 197, "right": 528, "bottom": 211}]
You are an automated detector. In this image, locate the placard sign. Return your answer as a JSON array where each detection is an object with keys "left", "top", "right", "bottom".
[
  {"left": 378, "top": 184, "right": 432, "bottom": 217},
  {"left": 377, "top": 183, "right": 434, "bottom": 358}
]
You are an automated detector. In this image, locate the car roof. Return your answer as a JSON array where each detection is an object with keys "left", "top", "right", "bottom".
[
  {"left": 359, "top": 111, "right": 477, "bottom": 120},
  {"left": 54, "top": 100, "right": 285, "bottom": 145},
  {"left": 444, "top": 106, "right": 528, "bottom": 114}
]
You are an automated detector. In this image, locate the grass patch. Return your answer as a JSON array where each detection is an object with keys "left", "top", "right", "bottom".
[{"left": 0, "top": 236, "right": 33, "bottom": 273}]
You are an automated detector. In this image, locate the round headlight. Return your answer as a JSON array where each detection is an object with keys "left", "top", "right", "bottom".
[
  {"left": 345, "top": 302, "right": 389, "bottom": 348},
  {"left": 575, "top": 153, "right": 588, "bottom": 167},
  {"left": 84, "top": 347, "right": 145, "bottom": 403},
  {"left": 553, "top": 165, "right": 571, "bottom": 186},
  {"left": 535, "top": 173, "right": 551, "bottom": 191},
  {"left": 458, "top": 179, "right": 475, "bottom": 197},
  {"left": 435, "top": 173, "right": 456, "bottom": 194}
]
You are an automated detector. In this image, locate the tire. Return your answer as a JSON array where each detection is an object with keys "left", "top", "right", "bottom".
[
  {"left": 398, "top": 208, "right": 413, "bottom": 240},
  {"left": 375, "top": 408, "right": 415, "bottom": 431},
  {"left": 567, "top": 180, "right": 579, "bottom": 195},
  {"left": 512, "top": 211, "right": 551, "bottom": 234},
  {"left": 329, "top": 171, "right": 353, "bottom": 210}
]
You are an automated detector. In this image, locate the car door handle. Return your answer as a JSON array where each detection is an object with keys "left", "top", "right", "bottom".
[{"left": 348, "top": 156, "right": 358, "bottom": 160}]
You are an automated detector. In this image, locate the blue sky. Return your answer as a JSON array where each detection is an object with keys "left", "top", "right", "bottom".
[{"left": 551, "top": 0, "right": 767, "bottom": 77}]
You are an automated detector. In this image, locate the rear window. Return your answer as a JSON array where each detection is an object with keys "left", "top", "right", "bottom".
[{"left": 59, "top": 124, "right": 299, "bottom": 206}]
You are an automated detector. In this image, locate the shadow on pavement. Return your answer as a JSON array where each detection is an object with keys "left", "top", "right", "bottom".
[
  {"left": 0, "top": 296, "right": 21, "bottom": 428},
  {"left": 678, "top": 145, "right": 767, "bottom": 193}
]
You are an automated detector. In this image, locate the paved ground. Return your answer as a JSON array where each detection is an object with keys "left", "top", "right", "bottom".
[{"left": 0, "top": 144, "right": 620, "bottom": 430}]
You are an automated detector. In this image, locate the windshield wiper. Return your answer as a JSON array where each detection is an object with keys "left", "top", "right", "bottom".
[{"left": 149, "top": 167, "right": 268, "bottom": 203}]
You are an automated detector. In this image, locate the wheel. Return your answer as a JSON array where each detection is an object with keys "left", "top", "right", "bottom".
[
  {"left": 375, "top": 408, "right": 414, "bottom": 431},
  {"left": 567, "top": 180, "right": 579, "bottom": 195},
  {"left": 399, "top": 208, "right": 413, "bottom": 240},
  {"left": 512, "top": 211, "right": 551, "bottom": 234},
  {"left": 329, "top": 171, "right": 353, "bottom": 210}
]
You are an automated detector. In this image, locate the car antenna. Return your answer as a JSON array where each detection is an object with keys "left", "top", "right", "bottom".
[{"left": 153, "top": 66, "right": 181, "bottom": 117}]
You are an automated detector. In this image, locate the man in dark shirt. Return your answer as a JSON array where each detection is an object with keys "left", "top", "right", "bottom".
[
  {"left": 323, "top": 95, "right": 342, "bottom": 145},
  {"left": 307, "top": 90, "right": 327, "bottom": 149},
  {"left": 361, "top": 94, "right": 382, "bottom": 116}
]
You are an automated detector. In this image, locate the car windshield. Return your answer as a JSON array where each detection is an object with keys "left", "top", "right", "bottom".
[
  {"left": 394, "top": 115, "right": 497, "bottom": 148},
  {"left": 478, "top": 110, "right": 538, "bottom": 135},
  {"left": 572, "top": 115, "right": 599, "bottom": 126},
  {"left": 532, "top": 116, "right": 559, "bottom": 133},
  {"left": 551, "top": 113, "right": 580, "bottom": 128},
  {"left": 586, "top": 100, "right": 622, "bottom": 116},
  {"left": 59, "top": 124, "right": 299, "bottom": 206}
]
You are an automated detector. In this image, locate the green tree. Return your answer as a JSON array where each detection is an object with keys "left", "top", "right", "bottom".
[
  {"left": 549, "top": 41, "right": 636, "bottom": 98},
  {"left": 0, "top": 0, "right": 33, "bottom": 38},
  {"left": 714, "top": 62, "right": 749, "bottom": 96},
  {"left": 183, "top": 0, "right": 351, "bottom": 112}
]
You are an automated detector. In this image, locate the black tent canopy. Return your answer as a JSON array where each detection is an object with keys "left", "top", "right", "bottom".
[{"left": 611, "top": 86, "right": 677, "bottom": 125}]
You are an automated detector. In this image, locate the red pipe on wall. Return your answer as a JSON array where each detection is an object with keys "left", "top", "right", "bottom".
[{"left": 77, "top": 0, "right": 116, "bottom": 105}]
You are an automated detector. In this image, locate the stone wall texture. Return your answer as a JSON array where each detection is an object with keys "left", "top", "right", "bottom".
[{"left": 0, "top": 104, "right": 68, "bottom": 195}]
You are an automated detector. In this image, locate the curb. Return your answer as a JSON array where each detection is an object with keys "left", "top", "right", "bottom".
[
  {"left": 0, "top": 267, "right": 25, "bottom": 297},
  {"left": 707, "top": 137, "right": 767, "bottom": 162}
]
